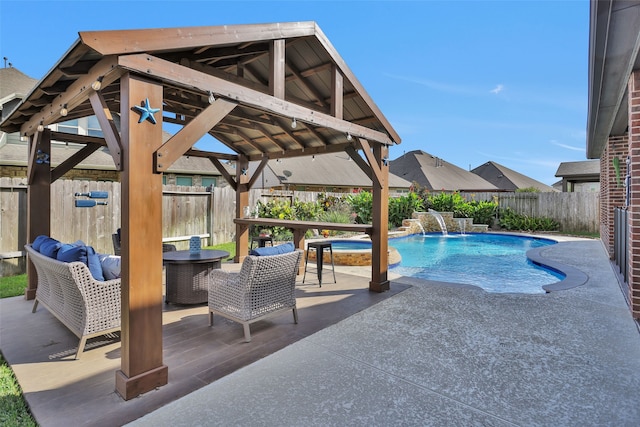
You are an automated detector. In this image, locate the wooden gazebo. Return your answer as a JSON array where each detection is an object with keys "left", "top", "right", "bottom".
[{"left": 0, "top": 22, "right": 401, "bottom": 400}]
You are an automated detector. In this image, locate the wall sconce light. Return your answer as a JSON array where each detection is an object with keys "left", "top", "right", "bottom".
[
  {"left": 91, "top": 76, "right": 103, "bottom": 91},
  {"left": 37, "top": 121, "right": 44, "bottom": 132},
  {"left": 208, "top": 91, "right": 215, "bottom": 104},
  {"left": 346, "top": 132, "right": 352, "bottom": 141},
  {"left": 291, "top": 118, "right": 297, "bottom": 129},
  {"left": 60, "top": 104, "right": 68, "bottom": 116}
]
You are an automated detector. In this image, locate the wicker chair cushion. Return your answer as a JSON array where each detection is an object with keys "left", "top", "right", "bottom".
[
  {"left": 39, "top": 237, "right": 62, "bottom": 258},
  {"left": 249, "top": 242, "right": 295, "bottom": 256},
  {"left": 57, "top": 244, "right": 105, "bottom": 281},
  {"left": 32, "top": 234, "right": 49, "bottom": 251},
  {"left": 98, "top": 254, "right": 121, "bottom": 280}
]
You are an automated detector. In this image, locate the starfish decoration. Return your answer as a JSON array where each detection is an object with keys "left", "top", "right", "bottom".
[
  {"left": 36, "top": 150, "right": 50, "bottom": 164},
  {"left": 132, "top": 98, "right": 160, "bottom": 124}
]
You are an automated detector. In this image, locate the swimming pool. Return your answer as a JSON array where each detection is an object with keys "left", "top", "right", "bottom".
[{"left": 389, "top": 233, "right": 564, "bottom": 294}]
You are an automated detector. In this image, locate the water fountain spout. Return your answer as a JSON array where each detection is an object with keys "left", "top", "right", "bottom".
[
  {"left": 415, "top": 221, "right": 426, "bottom": 236},
  {"left": 428, "top": 209, "right": 448, "bottom": 235},
  {"left": 458, "top": 218, "right": 466, "bottom": 235}
]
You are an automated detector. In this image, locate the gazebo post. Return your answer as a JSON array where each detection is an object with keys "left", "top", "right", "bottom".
[
  {"left": 235, "top": 154, "right": 250, "bottom": 263},
  {"left": 115, "top": 73, "right": 168, "bottom": 400},
  {"left": 25, "top": 129, "right": 52, "bottom": 300},
  {"left": 369, "top": 143, "right": 390, "bottom": 292}
]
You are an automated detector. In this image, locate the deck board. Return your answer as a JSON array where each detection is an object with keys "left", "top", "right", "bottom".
[{"left": 0, "top": 267, "right": 409, "bottom": 427}]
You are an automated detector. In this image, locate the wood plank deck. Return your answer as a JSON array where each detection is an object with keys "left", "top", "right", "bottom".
[{"left": 0, "top": 265, "right": 409, "bottom": 427}]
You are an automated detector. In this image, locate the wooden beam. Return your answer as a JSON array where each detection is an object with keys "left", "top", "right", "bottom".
[
  {"left": 50, "top": 131, "right": 107, "bottom": 146},
  {"left": 345, "top": 145, "right": 373, "bottom": 180},
  {"left": 235, "top": 155, "right": 250, "bottom": 263},
  {"left": 369, "top": 142, "right": 390, "bottom": 292},
  {"left": 118, "top": 54, "right": 394, "bottom": 145},
  {"left": 116, "top": 73, "right": 168, "bottom": 401},
  {"left": 331, "top": 64, "right": 343, "bottom": 119},
  {"left": 247, "top": 155, "right": 270, "bottom": 189},
  {"left": 155, "top": 99, "right": 237, "bottom": 172},
  {"left": 209, "top": 157, "right": 237, "bottom": 191},
  {"left": 269, "top": 39, "right": 285, "bottom": 99},
  {"left": 51, "top": 143, "right": 102, "bottom": 183},
  {"left": 80, "top": 22, "right": 317, "bottom": 56},
  {"left": 20, "top": 56, "right": 121, "bottom": 137},
  {"left": 26, "top": 130, "right": 51, "bottom": 300},
  {"left": 357, "top": 138, "right": 384, "bottom": 189},
  {"left": 89, "top": 91, "right": 123, "bottom": 170}
]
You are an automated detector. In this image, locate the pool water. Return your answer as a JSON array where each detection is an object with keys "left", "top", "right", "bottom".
[{"left": 389, "top": 233, "right": 564, "bottom": 294}]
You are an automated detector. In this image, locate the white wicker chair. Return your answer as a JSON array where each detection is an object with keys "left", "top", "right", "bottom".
[
  {"left": 208, "top": 250, "right": 302, "bottom": 342},
  {"left": 25, "top": 245, "right": 121, "bottom": 359}
]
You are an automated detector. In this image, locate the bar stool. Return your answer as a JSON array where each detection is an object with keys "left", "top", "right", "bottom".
[
  {"left": 303, "top": 241, "right": 336, "bottom": 287},
  {"left": 251, "top": 235, "right": 274, "bottom": 249}
]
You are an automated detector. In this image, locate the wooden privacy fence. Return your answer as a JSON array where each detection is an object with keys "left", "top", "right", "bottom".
[
  {"left": 1, "top": 178, "right": 600, "bottom": 276},
  {"left": 458, "top": 191, "right": 600, "bottom": 233}
]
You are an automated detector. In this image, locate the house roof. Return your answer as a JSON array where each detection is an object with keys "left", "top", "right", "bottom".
[
  {"left": 0, "top": 22, "right": 400, "bottom": 162},
  {"left": 390, "top": 150, "right": 497, "bottom": 192},
  {"left": 250, "top": 152, "right": 411, "bottom": 190},
  {"left": 555, "top": 159, "right": 601, "bottom": 178},
  {"left": 587, "top": 1, "right": 640, "bottom": 158},
  {"left": 0, "top": 67, "right": 37, "bottom": 102},
  {"left": 472, "top": 161, "right": 556, "bottom": 192},
  {"left": 0, "top": 138, "right": 232, "bottom": 177}
]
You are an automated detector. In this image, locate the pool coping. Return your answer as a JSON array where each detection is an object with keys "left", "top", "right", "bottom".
[{"left": 527, "top": 243, "right": 589, "bottom": 292}]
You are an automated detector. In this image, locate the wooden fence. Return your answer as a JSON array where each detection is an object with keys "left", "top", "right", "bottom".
[
  {"left": 0, "top": 178, "right": 600, "bottom": 276},
  {"left": 458, "top": 191, "right": 600, "bottom": 233}
]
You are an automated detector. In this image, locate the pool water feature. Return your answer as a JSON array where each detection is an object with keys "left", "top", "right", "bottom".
[
  {"left": 306, "top": 240, "right": 401, "bottom": 267},
  {"left": 389, "top": 233, "right": 564, "bottom": 294}
]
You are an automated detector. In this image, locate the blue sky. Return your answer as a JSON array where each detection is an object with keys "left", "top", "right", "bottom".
[{"left": 0, "top": 0, "right": 588, "bottom": 186}]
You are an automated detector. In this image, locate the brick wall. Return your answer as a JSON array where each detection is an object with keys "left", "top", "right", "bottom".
[
  {"left": 627, "top": 70, "right": 640, "bottom": 318},
  {"left": 601, "top": 135, "right": 628, "bottom": 258}
]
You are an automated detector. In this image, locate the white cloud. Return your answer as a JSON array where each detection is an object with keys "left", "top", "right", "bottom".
[
  {"left": 490, "top": 84, "right": 504, "bottom": 94},
  {"left": 550, "top": 140, "right": 583, "bottom": 152}
]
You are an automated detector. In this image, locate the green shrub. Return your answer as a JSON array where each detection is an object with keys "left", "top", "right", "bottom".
[
  {"left": 498, "top": 207, "right": 559, "bottom": 231},
  {"left": 345, "top": 191, "right": 373, "bottom": 224},
  {"left": 389, "top": 192, "right": 424, "bottom": 227}
]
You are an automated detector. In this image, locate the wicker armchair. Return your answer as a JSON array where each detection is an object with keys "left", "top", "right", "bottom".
[
  {"left": 25, "top": 245, "right": 121, "bottom": 359},
  {"left": 208, "top": 250, "right": 302, "bottom": 342}
]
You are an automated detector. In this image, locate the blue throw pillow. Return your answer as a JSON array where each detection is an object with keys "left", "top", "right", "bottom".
[
  {"left": 250, "top": 242, "right": 295, "bottom": 256},
  {"left": 32, "top": 235, "right": 49, "bottom": 251},
  {"left": 39, "top": 238, "right": 62, "bottom": 258},
  {"left": 86, "top": 246, "right": 105, "bottom": 281},
  {"left": 56, "top": 244, "right": 105, "bottom": 281},
  {"left": 57, "top": 244, "right": 88, "bottom": 263}
]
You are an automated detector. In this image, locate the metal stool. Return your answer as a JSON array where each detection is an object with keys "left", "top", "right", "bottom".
[
  {"left": 251, "top": 235, "right": 274, "bottom": 249},
  {"left": 303, "top": 241, "right": 336, "bottom": 287}
]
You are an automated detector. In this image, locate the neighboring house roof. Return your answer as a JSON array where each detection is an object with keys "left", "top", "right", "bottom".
[
  {"left": 249, "top": 152, "right": 411, "bottom": 190},
  {"left": 0, "top": 67, "right": 37, "bottom": 102},
  {"left": 555, "top": 159, "right": 601, "bottom": 179},
  {"left": 389, "top": 150, "right": 497, "bottom": 192},
  {"left": 0, "top": 139, "right": 233, "bottom": 177},
  {"left": 472, "top": 161, "right": 556, "bottom": 192}
]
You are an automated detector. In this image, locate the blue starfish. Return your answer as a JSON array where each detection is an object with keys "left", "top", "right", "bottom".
[{"left": 132, "top": 98, "right": 160, "bottom": 124}]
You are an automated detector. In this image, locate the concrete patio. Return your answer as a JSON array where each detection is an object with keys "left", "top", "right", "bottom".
[{"left": 129, "top": 237, "right": 640, "bottom": 426}]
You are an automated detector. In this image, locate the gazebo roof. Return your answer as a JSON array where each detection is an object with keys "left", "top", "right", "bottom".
[{"left": 0, "top": 21, "right": 400, "bottom": 160}]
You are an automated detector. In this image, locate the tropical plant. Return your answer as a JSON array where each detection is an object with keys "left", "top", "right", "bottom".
[
  {"left": 388, "top": 192, "right": 424, "bottom": 227},
  {"left": 345, "top": 191, "right": 373, "bottom": 224},
  {"left": 498, "top": 207, "right": 559, "bottom": 231}
]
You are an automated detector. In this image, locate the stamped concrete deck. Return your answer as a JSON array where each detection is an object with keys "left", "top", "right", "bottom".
[{"left": 130, "top": 238, "right": 640, "bottom": 426}]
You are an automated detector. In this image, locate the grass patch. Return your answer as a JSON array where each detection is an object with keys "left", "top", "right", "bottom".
[
  {"left": 204, "top": 241, "right": 236, "bottom": 261},
  {"left": 0, "top": 353, "right": 37, "bottom": 426},
  {"left": 0, "top": 274, "right": 26, "bottom": 299}
]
